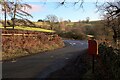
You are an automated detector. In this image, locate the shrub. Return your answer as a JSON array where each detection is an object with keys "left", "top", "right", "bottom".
[
  {"left": 2, "top": 30, "right": 64, "bottom": 60},
  {"left": 98, "top": 43, "right": 120, "bottom": 80},
  {"left": 58, "top": 30, "right": 86, "bottom": 40}
]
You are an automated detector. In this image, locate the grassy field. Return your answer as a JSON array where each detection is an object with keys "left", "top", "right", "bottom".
[{"left": 0, "top": 26, "right": 55, "bottom": 33}]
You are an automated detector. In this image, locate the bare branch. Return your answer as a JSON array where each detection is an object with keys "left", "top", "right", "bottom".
[{"left": 73, "top": 0, "right": 81, "bottom": 6}]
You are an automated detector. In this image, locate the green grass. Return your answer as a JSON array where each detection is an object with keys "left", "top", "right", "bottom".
[
  {"left": 0, "top": 23, "right": 2, "bottom": 27},
  {"left": 0, "top": 26, "right": 55, "bottom": 33},
  {"left": 66, "top": 22, "right": 74, "bottom": 26},
  {"left": 34, "top": 22, "right": 49, "bottom": 26}
]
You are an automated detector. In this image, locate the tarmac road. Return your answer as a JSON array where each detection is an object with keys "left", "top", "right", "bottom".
[{"left": 2, "top": 40, "right": 88, "bottom": 79}]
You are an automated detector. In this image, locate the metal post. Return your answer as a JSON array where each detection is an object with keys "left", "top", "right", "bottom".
[{"left": 92, "top": 55, "right": 95, "bottom": 73}]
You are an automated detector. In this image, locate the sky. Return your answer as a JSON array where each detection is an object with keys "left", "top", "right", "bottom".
[
  {"left": 26, "top": 2, "right": 102, "bottom": 22},
  {"left": 0, "top": 0, "right": 104, "bottom": 22}
]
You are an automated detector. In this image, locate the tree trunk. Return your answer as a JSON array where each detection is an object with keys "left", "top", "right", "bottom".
[
  {"left": 13, "top": 4, "right": 17, "bottom": 29},
  {"left": 112, "top": 26, "right": 117, "bottom": 43},
  {"left": 4, "top": 9, "right": 6, "bottom": 29}
]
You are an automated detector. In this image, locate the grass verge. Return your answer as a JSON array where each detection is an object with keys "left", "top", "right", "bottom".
[{"left": 0, "top": 26, "right": 55, "bottom": 33}]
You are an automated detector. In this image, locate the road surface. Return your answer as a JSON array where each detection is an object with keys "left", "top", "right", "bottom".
[{"left": 2, "top": 40, "right": 88, "bottom": 79}]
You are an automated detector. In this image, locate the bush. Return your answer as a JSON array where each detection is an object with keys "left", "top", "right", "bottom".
[
  {"left": 2, "top": 30, "right": 64, "bottom": 60},
  {"left": 58, "top": 30, "right": 86, "bottom": 40},
  {"left": 98, "top": 43, "right": 120, "bottom": 80}
]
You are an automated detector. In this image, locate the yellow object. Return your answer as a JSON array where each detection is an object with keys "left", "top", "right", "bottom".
[{"left": 0, "top": 26, "right": 55, "bottom": 33}]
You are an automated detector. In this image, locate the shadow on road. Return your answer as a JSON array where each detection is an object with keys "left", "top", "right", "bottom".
[{"left": 36, "top": 49, "right": 88, "bottom": 80}]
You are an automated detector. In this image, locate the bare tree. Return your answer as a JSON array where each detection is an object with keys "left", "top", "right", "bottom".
[
  {"left": 0, "top": 0, "right": 11, "bottom": 29},
  {"left": 101, "top": 2, "right": 120, "bottom": 43},
  {"left": 86, "top": 17, "right": 90, "bottom": 23},
  {"left": 10, "top": 0, "right": 33, "bottom": 29},
  {"left": 0, "top": 0, "right": 33, "bottom": 29},
  {"left": 45, "top": 14, "right": 58, "bottom": 30},
  {"left": 46, "top": 15, "right": 58, "bottom": 23}
]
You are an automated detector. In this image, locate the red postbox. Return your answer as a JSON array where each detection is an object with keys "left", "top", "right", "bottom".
[{"left": 88, "top": 40, "right": 98, "bottom": 55}]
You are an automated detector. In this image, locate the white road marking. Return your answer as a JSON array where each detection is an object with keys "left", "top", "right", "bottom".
[
  {"left": 11, "top": 60, "right": 16, "bottom": 63},
  {"left": 65, "top": 58, "right": 69, "bottom": 60}
]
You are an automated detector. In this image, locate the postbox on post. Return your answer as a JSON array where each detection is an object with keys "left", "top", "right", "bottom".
[
  {"left": 87, "top": 35, "right": 98, "bottom": 73},
  {"left": 87, "top": 35, "right": 98, "bottom": 56},
  {"left": 88, "top": 40, "right": 97, "bottom": 55}
]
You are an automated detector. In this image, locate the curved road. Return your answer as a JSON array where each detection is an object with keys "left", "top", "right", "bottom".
[{"left": 2, "top": 40, "right": 88, "bottom": 79}]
